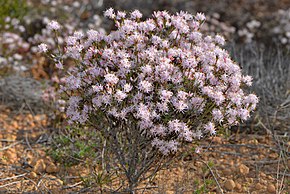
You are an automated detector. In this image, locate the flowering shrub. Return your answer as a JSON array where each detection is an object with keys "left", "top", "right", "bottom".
[
  {"left": 0, "top": 0, "right": 105, "bottom": 76},
  {"left": 271, "top": 8, "right": 290, "bottom": 46},
  {"left": 42, "top": 9, "right": 258, "bottom": 191},
  {"left": 0, "top": 32, "right": 30, "bottom": 70},
  {"left": 201, "top": 13, "right": 236, "bottom": 40}
]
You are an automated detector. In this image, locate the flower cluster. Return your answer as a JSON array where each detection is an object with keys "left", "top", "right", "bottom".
[
  {"left": 271, "top": 8, "right": 290, "bottom": 46},
  {"left": 0, "top": 32, "right": 30, "bottom": 70},
  {"left": 0, "top": 0, "right": 104, "bottom": 75},
  {"left": 201, "top": 13, "right": 236, "bottom": 40},
  {"left": 56, "top": 9, "right": 258, "bottom": 155}
]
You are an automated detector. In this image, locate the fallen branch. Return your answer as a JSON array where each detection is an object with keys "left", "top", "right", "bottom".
[
  {"left": 0, "top": 173, "right": 27, "bottom": 182},
  {"left": 0, "top": 141, "right": 23, "bottom": 151}
]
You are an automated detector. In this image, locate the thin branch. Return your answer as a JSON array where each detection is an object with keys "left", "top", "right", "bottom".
[
  {"left": 200, "top": 159, "right": 224, "bottom": 194},
  {"left": 0, "top": 180, "right": 22, "bottom": 188},
  {"left": 0, "top": 141, "right": 23, "bottom": 151},
  {"left": 0, "top": 173, "right": 27, "bottom": 182},
  {"left": 62, "top": 181, "right": 83, "bottom": 189}
]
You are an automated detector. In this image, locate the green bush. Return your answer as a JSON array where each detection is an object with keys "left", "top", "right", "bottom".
[{"left": 0, "top": 0, "right": 27, "bottom": 30}]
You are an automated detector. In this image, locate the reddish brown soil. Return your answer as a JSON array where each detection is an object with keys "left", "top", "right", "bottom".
[{"left": 0, "top": 107, "right": 289, "bottom": 193}]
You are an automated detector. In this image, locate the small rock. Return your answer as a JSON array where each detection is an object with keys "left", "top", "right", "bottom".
[
  {"left": 222, "top": 168, "right": 232, "bottom": 176},
  {"left": 269, "top": 153, "right": 278, "bottom": 159},
  {"left": 260, "top": 172, "right": 266, "bottom": 177},
  {"left": 212, "top": 136, "right": 222, "bottom": 144},
  {"left": 224, "top": 179, "right": 236, "bottom": 190},
  {"left": 33, "top": 159, "right": 46, "bottom": 173},
  {"left": 240, "top": 147, "right": 247, "bottom": 153},
  {"left": 235, "top": 183, "right": 242, "bottom": 190},
  {"left": 248, "top": 178, "right": 254, "bottom": 183},
  {"left": 267, "top": 184, "right": 276, "bottom": 193},
  {"left": 239, "top": 164, "right": 249, "bottom": 175},
  {"left": 42, "top": 175, "right": 63, "bottom": 187},
  {"left": 255, "top": 183, "right": 263, "bottom": 190},
  {"left": 4, "top": 150, "right": 17, "bottom": 162},
  {"left": 242, "top": 186, "right": 248, "bottom": 192},
  {"left": 249, "top": 139, "right": 258, "bottom": 145},
  {"left": 27, "top": 172, "right": 37, "bottom": 179},
  {"left": 46, "top": 163, "right": 59, "bottom": 173}
]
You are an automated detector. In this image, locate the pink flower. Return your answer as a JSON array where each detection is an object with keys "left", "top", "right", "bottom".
[
  {"left": 156, "top": 102, "right": 169, "bottom": 113},
  {"left": 104, "top": 8, "right": 115, "bottom": 19},
  {"left": 104, "top": 73, "right": 119, "bottom": 85},
  {"left": 87, "top": 29, "right": 100, "bottom": 42},
  {"left": 114, "top": 90, "right": 127, "bottom": 102},
  {"left": 136, "top": 103, "right": 151, "bottom": 121},
  {"left": 160, "top": 90, "right": 173, "bottom": 102},
  {"left": 214, "top": 34, "right": 225, "bottom": 45},
  {"left": 92, "top": 84, "right": 103, "bottom": 93},
  {"left": 168, "top": 119, "right": 182, "bottom": 133},
  {"left": 138, "top": 80, "right": 153, "bottom": 93},
  {"left": 193, "top": 130, "right": 203, "bottom": 139},
  {"left": 123, "top": 83, "right": 133, "bottom": 93},
  {"left": 195, "top": 147, "right": 201, "bottom": 154},
  {"left": 141, "top": 65, "right": 153, "bottom": 74},
  {"left": 47, "top": 20, "right": 61, "bottom": 31},
  {"left": 242, "top": 75, "right": 253, "bottom": 86},
  {"left": 204, "top": 122, "right": 216, "bottom": 135},
  {"left": 116, "top": 11, "right": 126, "bottom": 20},
  {"left": 73, "top": 31, "right": 84, "bottom": 39},
  {"left": 38, "top": 43, "right": 48, "bottom": 52},
  {"left": 196, "top": 13, "right": 206, "bottom": 21},
  {"left": 173, "top": 100, "right": 188, "bottom": 112},
  {"left": 150, "top": 124, "right": 167, "bottom": 136},
  {"left": 212, "top": 108, "right": 224, "bottom": 122},
  {"left": 131, "top": 10, "right": 143, "bottom": 19},
  {"left": 243, "top": 94, "right": 259, "bottom": 110},
  {"left": 177, "top": 91, "right": 190, "bottom": 100},
  {"left": 55, "top": 61, "right": 63, "bottom": 69},
  {"left": 238, "top": 108, "right": 250, "bottom": 121},
  {"left": 189, "top": 31, "right": 202, "bottom": 42}
]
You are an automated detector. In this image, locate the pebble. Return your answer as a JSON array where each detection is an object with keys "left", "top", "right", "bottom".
[
  {"left": 222, "top": 168, "right": 232, "bottom": 176},
  {"left": 235, "top": 183, "right": 242, "bottom": 190},
  {"left": 260, "top": 172, "right": 266, "bottom": 177},
  {"left": 33, "top": 159, "right": 46, "bottom": 173},
  {"left": 224, "top": 179, "right": 236, "bottom": 190},
  {"left": 46, "top": 162, "right": 60, "bottom": 173},
  {"left": 28, "top": 172, "right": 37, "bottom": 179},
  {"left": 267, "top": 184, "right": 276, "bottom": 193},
  {"left": 238, "top": 164, "right": 249, "bottom": 175},
  {"left": 255, "top": 183, "right": 263, "bottom": 190},
  {"left": 269, "top": 153, "right": 278, "bottom": 159},
  {"left": 4, "top": 149, "right": 17, "bottom": 162},
  {"left": 43, "top": 175, "right": 63, "bottom": 186}
]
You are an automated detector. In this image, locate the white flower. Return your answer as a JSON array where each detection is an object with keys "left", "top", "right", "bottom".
[
  {"left": 196, "top": 13, "right": 206, "bottom": 21},
  {"left": 131, "top": 10, "right": 143, "bottom": 19},
  {"left": 204, "top": 122, "right": 216, "bottom": 135},
  {"left": 104, "top": 8, "right": 115, "bottom": 19},
  {"left": 104, "top": 73, "right": 119, "bottom": 85},
  {"left": 114, "top": 90, "right": 127, "bottom": 102},
  {"left": 38, "top": 43, "right": 48, "bottom": 52},
  {"left": 138, "top": 80, "right": 153, "bottom": 93},
  {"left": 123, "top": 83, "right": 133, "bottom": 93},
  {"left": 55, "top": 61, "right": 63, "bottom": 69},
  {"left": 215, "top": 35, "right": 225, "bottom": 45},
  {"left": 47, "top": 20, "right": 61, "bottom": 31}
]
